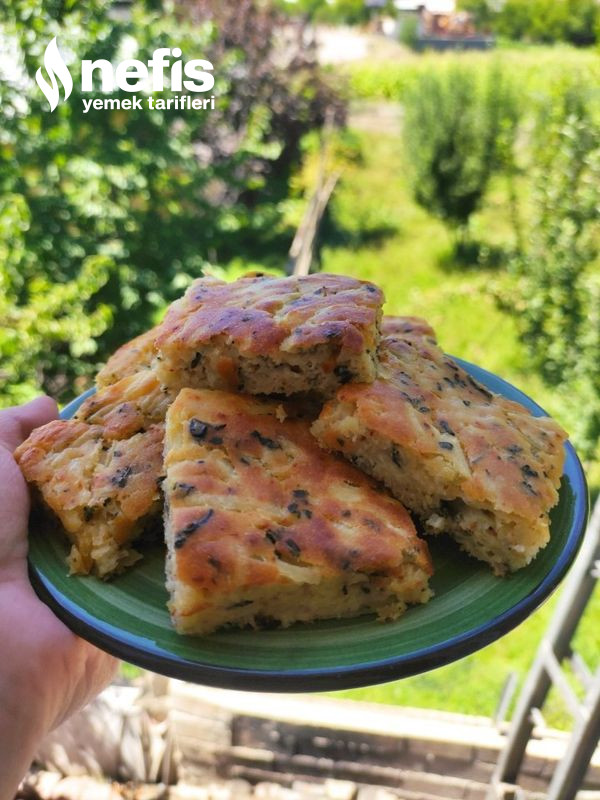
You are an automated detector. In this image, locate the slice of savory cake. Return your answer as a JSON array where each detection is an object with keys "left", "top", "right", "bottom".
[
  {"left": 15, "top": 420, "right": 164, "bottom": 577},
  {"left": 15, "top": 366, "right": 173, "bottom": 577},
  {"left": 74, "top": 369, "right": 173, "bottom": 439},
  {"left": 163, "top": 388, "right": 432, "bottom": 635},
  {"left": 96, "top": 324, "right": 162, "bottom": 388},
  {"left": 154, "top": 273, "right": 383, "bottom": 398},
  {"left": 312, "top": 320, "right": 567, "bottom": 575}
]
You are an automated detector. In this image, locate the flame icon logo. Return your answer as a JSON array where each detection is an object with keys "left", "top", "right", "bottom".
[{"left": 35, "top": 37, "right": 73, "bottom": 112}]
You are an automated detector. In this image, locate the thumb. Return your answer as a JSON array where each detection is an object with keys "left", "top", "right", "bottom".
[
  {"left": 0, "top": 396, "right": 59, "bottom": 453},
  {"left": 0, "top": 397, "right": 58, "bottom": 571}
]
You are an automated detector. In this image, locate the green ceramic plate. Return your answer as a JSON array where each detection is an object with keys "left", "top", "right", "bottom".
[{"left": 28, "top": 359, "right": 588, "bottom": 692}]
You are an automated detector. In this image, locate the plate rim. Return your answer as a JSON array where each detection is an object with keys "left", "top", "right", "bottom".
[{"left": 27, "top": 359, "right": 589, "bottom": 692}]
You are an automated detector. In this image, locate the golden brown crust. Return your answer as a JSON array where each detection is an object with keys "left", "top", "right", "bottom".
[
  {"left": 74, "top": 370, "right": 173, "bottom": 440},
  {"left": 157, "top": 273, "right": 382, "bottom": 356},
  {"left": 154, "top": 273, "right": 383, "bottom": 395},
  {"left": 312, "top": 326, "right": 567, "bottom": 572},
  {"left": 15, "top": 420, "right": 164, "bottom": 577},
  {"left": 381, "top": 315, "right": 437, "bottom": 342},
  {"left": 163, "top": 388, "right": 432, "bottom": 633},
  {"left": 96, "top": 326, "right": 161, "bottom": 388}
]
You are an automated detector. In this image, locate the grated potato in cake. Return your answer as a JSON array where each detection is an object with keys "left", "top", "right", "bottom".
[
  {"left": 163, "top": 388, "right": 432, "bottom": 635},
  {"left": 312, "top": 318, "right": 567, "bottom": 575},
  {"left": 96, "top": 325, "right": 162, "bottom": 388},
  {"left": 14, "top": 420, "right": 164, "bottom": 577},
  {"left": 154, "top": 273, "right": 383, "bottom": 398}
]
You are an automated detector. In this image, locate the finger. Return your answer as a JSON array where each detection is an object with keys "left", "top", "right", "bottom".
[{"left": 0, "top": 396, "right": 58, "bottom": 452}]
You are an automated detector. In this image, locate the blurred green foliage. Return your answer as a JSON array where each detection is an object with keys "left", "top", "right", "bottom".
[
  {"left": 0, "top": 0, "right": 341, "bottom": 405},
  {"left": 398, "top": 15, "right": 419, "bottom": 50},
  {"left": 500, "top": 89, "right": 600, "bottom": 459},
  {"left": 458, "top": 0, "right": 600, "bottom": 45},
  {"left": 338, "top": 47, "right": 600, "bottom": 465},
  {"left": 403, "top": 65, "right": 518, "bottom": 235},
  {"left": 347, "top": 46, "right": 600, "bottom": 104},
  {"left": 273, "top": 0, "right": 371, "bottom": 25}
]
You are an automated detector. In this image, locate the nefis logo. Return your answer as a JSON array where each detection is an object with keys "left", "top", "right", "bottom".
[
  {"left": 36, "top": 37, "right": 73, "bottom": 111},
  {"left": 35, "top": 37, "right": 216, "bottom": 113}
]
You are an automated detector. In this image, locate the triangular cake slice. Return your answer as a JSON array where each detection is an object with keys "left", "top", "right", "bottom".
[
  {"left": 163, "top": 388, "right": 432, "bottom": 635},
  {"left": 312, "top": 317, "right": 567, "bottom": 575},
  {"left": 15, "top": 420, "right": 164, "bottom": 577},
  {"left": 15, "top": 369, "right": 172, "bottom": 577}
]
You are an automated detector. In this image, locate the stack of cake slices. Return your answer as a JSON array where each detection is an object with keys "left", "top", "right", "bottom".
[{"left": 15, "top": 272, "right": 567, "bottom": 635}]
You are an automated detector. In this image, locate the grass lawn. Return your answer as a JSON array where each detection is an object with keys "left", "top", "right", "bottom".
[{"left": 317, "top": 127, "right": 599, "bottom": 725}]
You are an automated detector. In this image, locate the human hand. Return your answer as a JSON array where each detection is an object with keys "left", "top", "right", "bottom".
[{"left": 0, "top": 397, "right": 118, "bottom": 799}]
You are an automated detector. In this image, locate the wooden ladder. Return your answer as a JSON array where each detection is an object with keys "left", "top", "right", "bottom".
[{"left": 487, "top": 497, "right": 600, "bottom": 800}]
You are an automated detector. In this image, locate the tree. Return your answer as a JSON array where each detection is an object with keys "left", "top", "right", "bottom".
[
  {"left": 458, "top": 0, "right": 599, "bottom": 45},
  {"left": 0, "top": 0, "right": 343, "bottom": 404},
  {"left": 403, "top": 65, "right": 518, "bottom": 245},
  {"left": 456, "top": 0, "right": 497, "bottom": 30}
]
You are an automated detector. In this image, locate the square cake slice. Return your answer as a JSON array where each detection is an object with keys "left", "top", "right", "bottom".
[
  {"left": 312, "top": 318, "right": 567, "bottom": 575},
  {"left": 163, "top": 388, "right": 432, "bottom": 635},
  {"left": 15, "top": 420, "right": 164, "bottom": 577},
  {"left": 154, "top": 273, "right": 383, "bottom": 398}
]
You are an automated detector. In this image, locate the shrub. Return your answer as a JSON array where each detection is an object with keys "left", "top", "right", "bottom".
[
  {"left": 499, "top": 89, "right": 600, "bottom": 457},
  {"left": 402, "top": 65, "right": 518, "bottom": 238}
]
